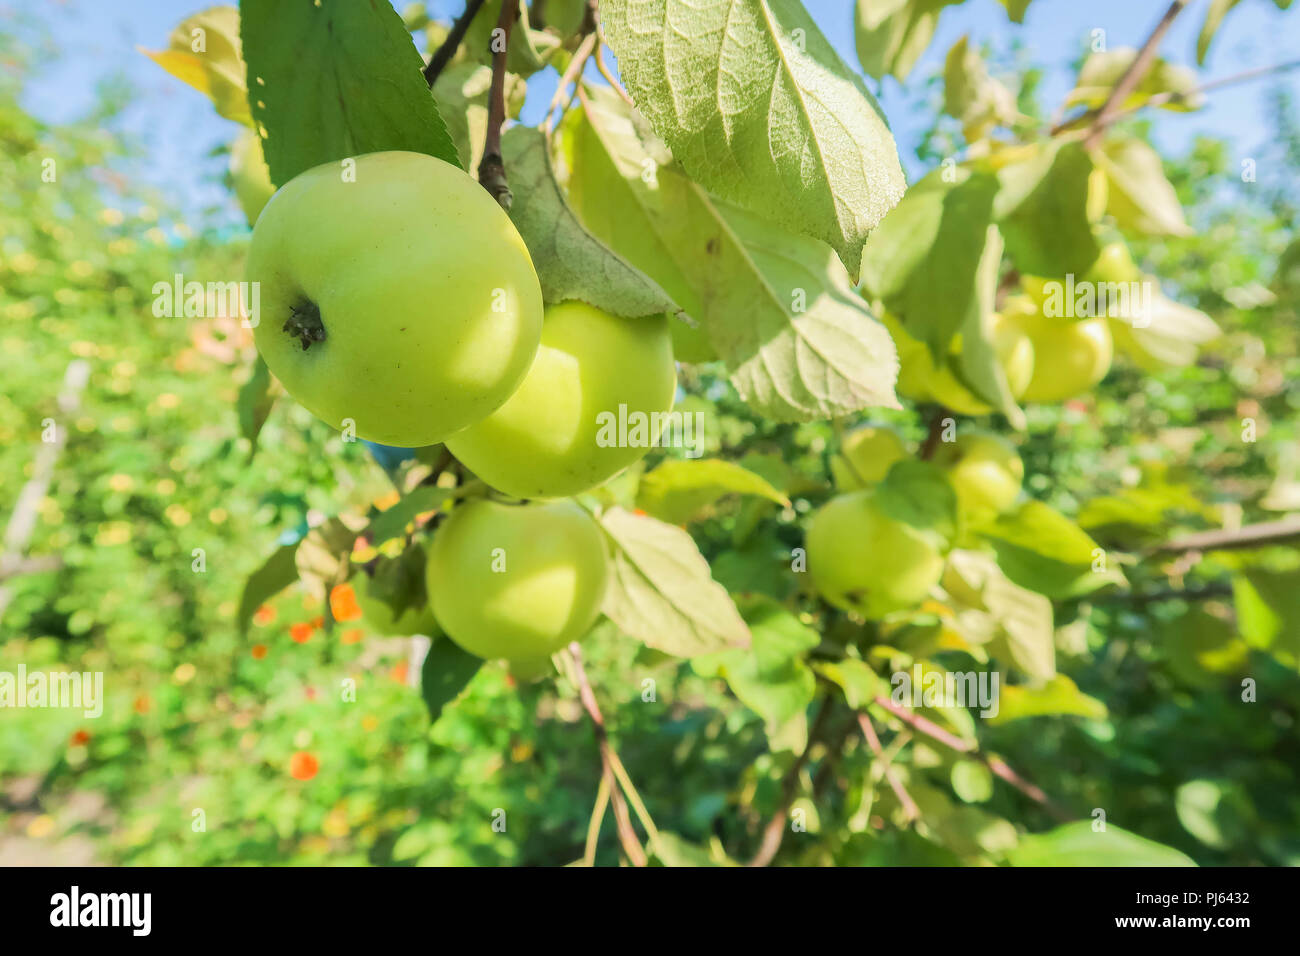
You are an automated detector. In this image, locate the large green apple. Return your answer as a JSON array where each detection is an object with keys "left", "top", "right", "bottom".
[
  {"left": 1002, "top": 295, "right": 1113, "bottom": 403},
  {"left": 806, "top": 489, "right": 947, "bottom": 619},
  {"left": 229, "top": 128, "right": 275, "bottom": 226},
  {"left": 427, "top": 498, "right": 609, "bottom": 661},
  {"left": 930, "top": 431, "right": 1023, "bottom": 525},
  {"left": 831, "top": 425, "right": 908, "bottom": 490},
  {"left": 446, "top": 300, "right": 677, "bottom": 499},
  {"left": 246, "top": 150, "right": 544, "bottom": 447}
]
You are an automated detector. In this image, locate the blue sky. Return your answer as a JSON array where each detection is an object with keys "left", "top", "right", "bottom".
[{"left": 12, "top": 0, "right": 1298, "bottom": 228}]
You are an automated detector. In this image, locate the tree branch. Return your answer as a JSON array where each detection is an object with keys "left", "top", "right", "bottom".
[
  {"left": 748, "top": 695, "right": 833, "bottom": 867},
  {"left": 1082, "top": 0, "right": 1191, "bottom": 150},
  {"left": 567, "top": 642, "right": 647, "bottom": 866},
  {"left": 423, "top": 0, "right": 487, "bottom": 87},
  {"left": 857, "top": 713, "right": 919, "bottom": 823},
  {"left": 872, "top": 695, "right": 1072, "bottom": 822},
  {"left": 477, "top": 0, "right": 519, "bottom": 210},
  {"left": 1143, "top": 518, "right": 1300, "bottom": 555}
]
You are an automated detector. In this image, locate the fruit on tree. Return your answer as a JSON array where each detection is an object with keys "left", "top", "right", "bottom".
[
  {"left": 1001, "top": 295, "right": 1113, "bottom": 402},
  {"left": 831, "top": 425, "right": 908, "bottom": 490},
  {"left": 1088, "top": 241, "right": 1141, "bottom": 285},
  {"left": 446, "top": 301, "right": 677, "bottom": 499},
  {"left": 930, "top": 431, "right": 1024, "bottom": 524},
  {"left": 426, "top": 499, "right": 609, "bottom": 661},
  {"left": 806, "top": 489, "right": 947, "bottom": 619},
  {"left": 229, "top": 128, "right": 275, "bottom": 226},
  {"left": 246, "top": 150, "right": 544, "bottom": 447},
  {"left": 883, "top": 311, "right": 1035, "bottom": 412}
]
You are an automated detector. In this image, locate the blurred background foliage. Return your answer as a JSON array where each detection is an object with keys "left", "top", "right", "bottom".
[{"left": 2, "top": 7, "right": 1299, "bottom": 867}]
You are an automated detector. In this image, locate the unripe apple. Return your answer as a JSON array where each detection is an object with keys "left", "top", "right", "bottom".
[
  {"left": 446, "top": 301, "right": 677, "bottom": 499},
  {"left": 884, "top": 311, "right": 1034, "bottom": 413},
  {"left": 229, "top": 128, "right": 275, "bottom": 226},
  {"left": 806, "top": 489, "right": 947, "bottom": 619},
  {"left": 1001, "top": 299, "right": 1113, "bottom": 403},
  {"left": 246, "top": 150, "right": 544, "bottom": 447},
  {"left": 426, "top": 499, "right": 608, "bottom": 661},
  {"left": 1088, "top": 241, "right": 1141, "bottom": 285},
  {"left": 930, "top": 431, "right": 1023, "bottom": 524},
  {"left": 831, "top": 425, "right": 908, "bottom": 490}
]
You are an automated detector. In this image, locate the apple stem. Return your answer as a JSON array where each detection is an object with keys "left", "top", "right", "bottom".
[{"left": 283, "top": 300, "right": 325, "bottom": 351}]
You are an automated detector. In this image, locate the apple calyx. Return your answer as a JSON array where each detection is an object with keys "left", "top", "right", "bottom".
[{"left": 283, "top": 300, "right": 325, "bottom": 351}]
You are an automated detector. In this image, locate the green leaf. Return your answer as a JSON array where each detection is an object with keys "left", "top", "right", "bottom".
[
  {"left": 951, "top": 759, "right": 993, "bottom": 803},
  {"left": 814, "top": 658, "right": 886, "bottom": 709},
  {"left": 1007, "top": 821, "right": 1196, "bottom": 866},
  {"left": 236, "top": 356, "right": 274, "bottom": 457},
  {"left": 598, "top": 507, "right": 751, "bottom": 657},
  {"left": 944, "top": 549, "right": 1054, "bottom": 680},
  {"left": 1234, "top": 568, "right": 1300, "bottom": 659},
  {"left": 875, "top": 459, "right": 959, "bottom": 546},
  {"left": 142, "top": 5, "right": 252, "bottom": 126},
  {"left": 240, "top": 0, "right": 459, "bottom": 185},
  {"left": 603, "top": 0, "right": 907, "bottom": 277},
  {"left": 692, "top": 596, "right": 819, "bottom": 739},
  {"left": 1176, "top": 779, "right": 1255, "bottom": 850},
  {"left": 1160, "top": 606, "right": 1250, "bottom": 687},
  {"left": 955, "top": 225, "right": 1025, "bottom": 428},
  {"left": 420, "top": 637, "right": 482, "bottom": 722},
  {"left": 993, "top": 140, "right": 1099, "bottom": 278},
  {"left": 942, "top": 35, "right": 1018, "bottom": 142},
  {"left": 368, "top": 486, "right": 441, "bottom": 547},
  {"left": 980, "top": 500, "right": 1125, "bottom": 599},
  {"left": 998, "top": 0, "right": 1033, "bottom": 23},
  {"left": 1093, "top": 137, "right": 1193, "bottom": 238},
  {"left": 1197, "top": 0, "right": 1243, "bottom": 65},
  {"left": 636, "top": 459, "right": 789, "bottom": 526},
  {"left": 1066, "top": 49, "right": 1204, "bottom": 114},
  {"left": 988, "top": 674, "right": 1107, "bottom": 724},
  {"left": 500, "top": 125, "right": 679, "bottom": 318},
  {"left": 650, "top": 831, "right": 738, "bottom": 867},
  {"left": 294, "top": 517, "right": 364, "bottom": 603},
  {"left": 237, "top": 541, "right": 300, "bottom": 634},
  {"left": 855, "top": 0, "right": 963, "bottom": 82},
  {"left": 565, "top": 87, "right": 901, "bottom": 421},
  {"left": 463, "top": 0, "right": 554, "bottom": 77},
  {"left": 860, "top": 167, "right": 998, "bottom": 359}
]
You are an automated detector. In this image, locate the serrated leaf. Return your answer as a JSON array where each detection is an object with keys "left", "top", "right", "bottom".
[
  {"left": 855, "top": 0, "right": 963, "bottom": 82},
  {"left": 500, "top": 125, "right": 678, "bottom": 318},
  {"left": 598, "top": 507, "right": 751, "bottom": 657},
  {"left": 980, "top": 500, "right": 1125, "bottom": 599},
  {"left": 604, "top": 0, "right": 907, "bottom": 277},
  {"left": 989, "top": 674, "right": 1106, "bottom": 724},
  {"left": 993, "top": 140, "right": 1098, "bottom": 278},
  {"left": 1007, "top": 821, "right": 1195, "bottom": 866},
  {"left": 240, "top": 0, "right": 459, "bottom": 185},
  {"left": 564, "top": 87, "right": 899, "bottom": 420},
  {"left": 636, "top": 459, "right": 788, "bottom": 526},
  {"left": 141, "top": 5, "right": 251, "bottom": 125},
  {"left": 420, "top": 636, "right": 482, "bottom": 722},
  {"left": 1093, "top": 137, "right": 1192, "bottom": 238},
  {"left": 236, "top": 355, "right": 274, "bottom": 457},
  {"left": 238, "top": 541, "right": 300, "bottom": 634}
]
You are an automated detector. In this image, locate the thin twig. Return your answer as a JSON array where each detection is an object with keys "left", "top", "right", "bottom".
[
  {"left": 423, "top": 0, "right": 487, "bottom": 87},
  {"left": 541, "top": 32, "right": 597, "bottom": 135},
  {"left": 1082, "top": 0, "right": 1190, "bottom": 150},
  {"left": 567, "top": 642, "right": 648, "bottom": 866},
  {"left": 594, "top": 39, "right": 634, "bottom": 106},
  {"left": 857, "top": 713, "right": 920, "bottom": 823},
  {"left": 747, "top": 696, "right": 833, "bottom": 867},
  {"left": 919, "top": 405, "right": 948, "bottom": 461},
  {"left": 872, "top": 695, "right": 1072, "bottom": 821},
  {"left": 583, "top": 774, "right": 611, "bottom": 866},
  {"left": 1141, "top": 518, "right": 1300, "bottom": 555},
  {"left": 477, "top": 0, "right": 520, "bottom": 209}
]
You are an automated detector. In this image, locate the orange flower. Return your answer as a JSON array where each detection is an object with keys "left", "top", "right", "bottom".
[
  {"left": 340, "top": 628, "right": 364, "bottom": 646},
  {"left": 132, "top": 695, "right": 152, "bottom": 714},
  {"left": 304, "top": 686, "right": 318, "bottom": 701},
  {"left": 289, "top": 622, "right": 314, "bottom": 644},
  {"left": 390, "top": 660, "right": 409, "bottom": 684},
  {"left": 288, "top": 751, "right": 319, "bottom": 781},
  {"left": 252, "top": 604, "right": 277, "bottom": 626},
  {"left": 69, "top": 729, "right": 91, "bottom": 746},
  {"left": 330, "top": 582, "right": 363, "bottom": 622},
  {"left": 250, "top": 643, "right": 269, "bottom": 660}
]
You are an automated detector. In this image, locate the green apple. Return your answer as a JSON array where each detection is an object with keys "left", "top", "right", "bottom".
[
  {"left": 246, "top": 150, "right": 544, "bottom": 447},
  {"left": 930, "top": 431, "right": 1023, "bottom": 524},
  {"left": 806, "top": 489, "right": 947, "bottom": 619},
  {"left": 353, "top": 572, "right": 438, "bottom": 636},
  {"left": 1088, "top": 241, "right": 1141, "bottom": 285},
  {"left": 446, "top": 300, "right": 677, "bottom": 499},
  {"left": 1002, "top": 298, "right": 1113, "bottom": 403},
  {"left": 507, "top": 656, "right": 555, "bottom": 683},
  {"left": 229, "top": 128, "right": 275, "bottom": 226},
  {"left": 884, "top": 311, "right": 1034, "bottom": 413},
  {"left": 426, "top": 498, "right": 609, "bottom": 661},
  {"left": 831, "top": 425, "right": 908, "bottom": 490}
]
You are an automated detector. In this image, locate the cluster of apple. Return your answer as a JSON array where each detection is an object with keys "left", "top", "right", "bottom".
[
  {"left": 883, "top": 243, "right": 1144, "bottom": 414},
  {"left": 808, "top": 425, "right": 1024, "bottom": 620},
  {"left": 245, "top": 151, "right": 677, "bottom": 668}
]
